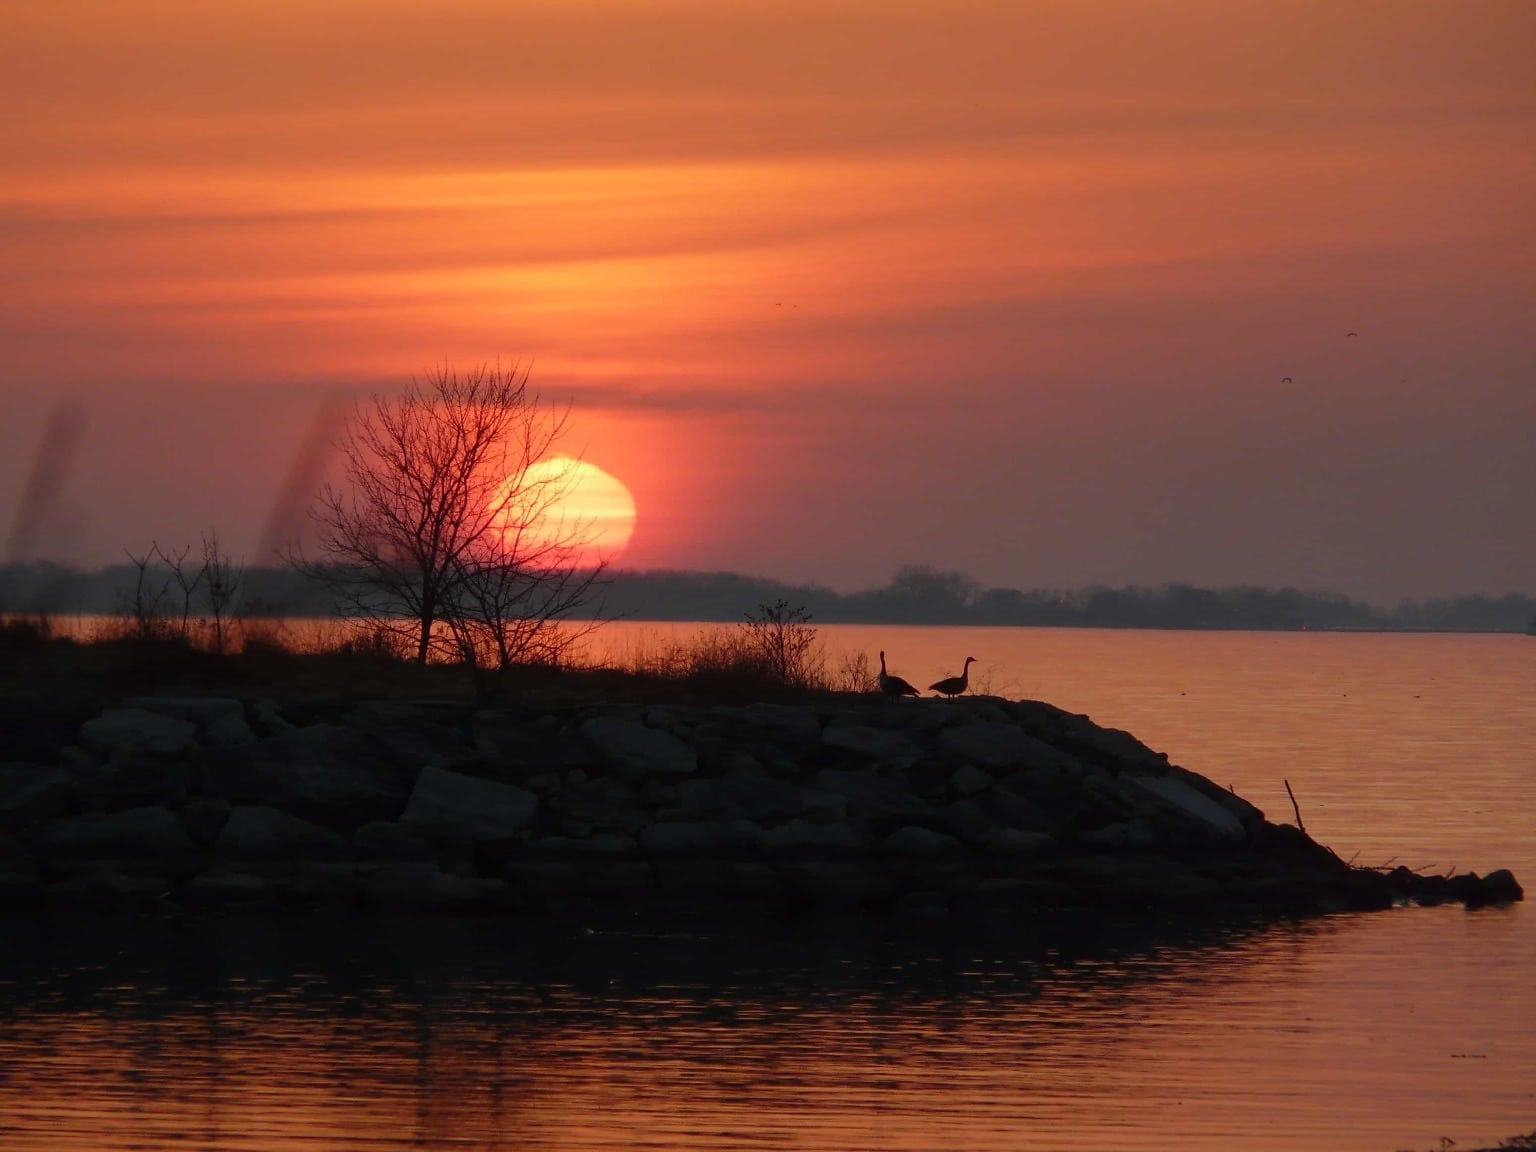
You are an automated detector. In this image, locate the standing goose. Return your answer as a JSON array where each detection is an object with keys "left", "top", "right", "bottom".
[
  {"left": 878, "top": 650, "right": 919, "bottom": 698},
  {"left": 929, "top": 656, "right": 977, "bottom": 697}
]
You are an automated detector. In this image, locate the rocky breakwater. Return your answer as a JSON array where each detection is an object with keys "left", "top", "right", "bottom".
[{"left": 0, "top": 693, "right": 1522, "bottom": 917}]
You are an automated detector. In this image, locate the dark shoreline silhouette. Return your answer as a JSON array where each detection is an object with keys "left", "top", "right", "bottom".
[{"left": 3, "top": 560, "right": 1534, "bottom": 634}]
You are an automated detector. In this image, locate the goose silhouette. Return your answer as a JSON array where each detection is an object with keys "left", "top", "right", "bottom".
[
  {"left": 878, "top": 651, "right": 919, "bottom": 698},
  {"left": 929, "top": 657, "right": 977, "bottom": 697}
]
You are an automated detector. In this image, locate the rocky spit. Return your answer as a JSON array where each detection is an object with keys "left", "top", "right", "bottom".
[{"left": 0, "top": 693, "right": 1522, "bottom": 917}]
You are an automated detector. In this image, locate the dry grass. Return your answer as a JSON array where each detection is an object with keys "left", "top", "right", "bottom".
[{"left": 0, "top": 612, "right": 877, "bottom": 707}]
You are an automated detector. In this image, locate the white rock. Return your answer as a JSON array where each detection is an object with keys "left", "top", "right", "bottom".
[
  {"left": 401, "top": 766, "right": 539, "bottom": 841},
  {"left": 79, "top": 709, "right": 197, "bottom": 758},
  {"left": 1126, "top": 775, "right": 1247, "bottom": 840},
  {"left": 580, "top": 717, "right": 698, "bottom": 779}
]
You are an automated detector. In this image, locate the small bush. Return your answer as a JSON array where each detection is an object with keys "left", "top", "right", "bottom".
[
  {"left": 833, "top": 648, "right": 877, "bottom": 694},
  {"left": 742, "top": 600, "right": 823, "bottom": 689}
]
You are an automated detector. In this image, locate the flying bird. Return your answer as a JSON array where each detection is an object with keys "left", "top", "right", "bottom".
[
  {"left": 929, "top": 656, "right": 977, "bottom": 697},
  {"left": 1346, "top": 331, "right": 1358, "bottom": 338},
  {"left": 1281, "top": 376, "right": 1293, "bottom": 384},
  {"left": 878, "top": 651, "right": 919, "bottom": 698}
]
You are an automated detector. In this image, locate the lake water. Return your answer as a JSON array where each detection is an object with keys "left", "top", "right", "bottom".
[{"left": 2, "top": 627, "right": 1533, "bottom": 1151}]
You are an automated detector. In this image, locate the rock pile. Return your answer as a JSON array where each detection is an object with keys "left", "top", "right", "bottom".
[{"left": 0, "top": 694, "right": 1522, "bottom": 916}]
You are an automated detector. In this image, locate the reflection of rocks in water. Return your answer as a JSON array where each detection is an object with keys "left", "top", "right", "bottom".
[{"left": 0, "top": 693, "right": 1522, "bottom": 917}]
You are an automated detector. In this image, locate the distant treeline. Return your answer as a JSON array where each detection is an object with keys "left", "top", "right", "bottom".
[{"left": 2, "top": 561, "right": 1533, "bottom": 634}]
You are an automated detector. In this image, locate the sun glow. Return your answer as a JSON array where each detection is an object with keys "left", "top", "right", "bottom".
[{"left": 502, "top": 455, "right": 637, "bottom": 567}]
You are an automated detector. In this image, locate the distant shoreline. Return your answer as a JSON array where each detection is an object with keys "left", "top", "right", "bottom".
[{"left": 3, "top": 561, "right": 1534, "bottom": 634}]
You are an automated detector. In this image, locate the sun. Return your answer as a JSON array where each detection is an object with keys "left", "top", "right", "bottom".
[{"left": 500, "top": 455, "right": 637, "bottom": 566}]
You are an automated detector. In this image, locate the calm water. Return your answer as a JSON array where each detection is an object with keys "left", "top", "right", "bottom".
[{"left": 2, "top": 627, "right": 1533, "bottom": 1152}]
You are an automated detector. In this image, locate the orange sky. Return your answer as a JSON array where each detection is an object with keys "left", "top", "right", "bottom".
[{"left": 2, "top": 0, "right": 1533, "bottom": 598}]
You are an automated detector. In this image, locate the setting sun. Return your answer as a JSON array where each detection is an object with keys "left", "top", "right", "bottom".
[{"left": 506, "top": 455, "right": 636, "bottom": 567}]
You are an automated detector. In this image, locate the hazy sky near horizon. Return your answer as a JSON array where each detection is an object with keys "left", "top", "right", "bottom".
[{"left": 3, "top": 0, "right": 1533, "bottom": 601}]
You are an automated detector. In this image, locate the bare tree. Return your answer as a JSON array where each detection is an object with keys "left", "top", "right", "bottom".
[
  {"left": 297, "top": 362, "right": 605, "bottom": 669},
  {"left": 155, "top": 541, "right": 204, "bottom": 639},
  {"left": 443, "top": 455, "right": 611, "bottom": 696},
  {"left": 119, "top": 545, "right": 173, "bottom": 640},
  {"left": 200, "top": 529, "right": 245, "bottom": 655}
]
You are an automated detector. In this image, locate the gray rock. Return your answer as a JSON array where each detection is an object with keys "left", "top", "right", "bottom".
[
  {"left": 938, "top": 797, "right": 1000, "bottom": 844},
  {"left": 939, "top": 720, "right": 1078, "bottom": 772},
  {"left": 204, "top": 711, "right": 258, "bottom": 747},
  {"left": 251, "top": 699, "right": 294, "bottom": 735},
  {"left": 639, "top": 819, "right": 763, "bottom": 855},
  {"left": 1062, "top": 724, "right": 1169, "bottom": 770},
  {"left": 820, "top": 721, "right": 920, "bottom": 766},
  {"left": 124, "top": 697, "right": 244, "bottom": 728},
  {"left": 353, "top": 821, "right": 439, "bottom": 860},
  {"left": 672, "top": 776, "right": 839, "bottom": 823},
  {"left": 528, "top": 833, "right": 639, "bottom": 856},
  {"left": 1078, "top": 818, "right": 1157, "bottom": 848},
  {"left": 400, "top": 765, "right": 538, "bottom": 841},
  {"left": 79, "top": 709, "right": 197, "bottom": 758},
  {"left": 559, "top": 777, "right": 651, "bottom": 836},
  {"left": 473, "top": 712, "right": 599, "bottom": 775},
  {"left": 882, "top": 825, "right": 963, "bottom": 855},
  {"left": 760, "top": 818, "right": 864, "bottom": 853},
  {"left": 198, "top": 724, "right": 413, "bottom": 827},
  {"left": 949, "top": 763, "right": 995, "bottom": 796},
  {"left": 215, "top": 805, "right": 352, "bottom": 860},
  {"left": 180, "top": 796, "right": 231, "bottom": 845},
  {"left": 694, "top": 706, "right": 824, "bottom": 761},
  {"left": 980, "top": 827, "right": 1055, "bottom": 855},
  {"left": 1124, "top": 775, "right": 1247, "bottom": 841},
  {"left": 972, "top": 785, "right": 1052, "bottom": 833},
  {"left": 580, "top": 716, "right": 698, "bottom": 780},
  {"left": 31, "top": 805, "right": 197, "bottom": 864},
  {"left": 0, "top": 763, "right": 75, "bottom": 829},
  {"left": 345, "top": 701, "right": 473, "bottom": 771},
  {"left": 810, "top": 769, "right": 926, "bottom": 821},
  {"left": 72, "top": 752, "right": 191, "bottom": 811}
]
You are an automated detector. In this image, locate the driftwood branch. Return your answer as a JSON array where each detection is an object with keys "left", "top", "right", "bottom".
[{"left": 1284, "top": 777, "right": 1306, "bottom": 834}]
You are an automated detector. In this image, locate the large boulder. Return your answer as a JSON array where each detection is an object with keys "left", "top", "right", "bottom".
[
  {"left": 760, "top": 818, "right": 864, "bottom": 853},
  {"left": 819, "top": 721, "right": 920, "bottom": 767},
  {"left": 79, "top": 709, "right": 197, "bottom": 758},
  {"left": 671, "top": 776, "right": 843, "bottom": 823},
  {"left": 580, "top": 717, "right": 697, "bottom": 780},
  {"left": 558, "top": 777, "right": 651, "bottom": 836},
  {"left": 344, "top": 702, "right": 474, "bottom": 772},
  {"left": 1124, "top": 774, "right": 1247, "bottom": 841},
  {"left": 124, "top": 697, "right": 255, "bottom": 746},
  {"left": 400, "top": 765, "right": 538, "bottom": 842},
  {"left": 214, "top": 805, "right": 352, "bottom": 860},
  {"left": 938, "top": 720, "right": 1080, "bottom": 773},
  {"left": 639, "top": 819, "right": 763, "bottom": 855},
  {"left": 70, "top": 752, "right": 191, "bottom": 811},
  {"left": 0, "top": 763, "right": 75, "bottom": 830},
  {"left": 811, "top": 768, "right": 928, "bottom": 822},
  {"left": 883, "top": 825, "right": 964, "bottom": 855},
  {"left": 198, "top": 724, "right": 414, "bottom": 828},
  {"left": 30, "top": 805, "right": 198, "bottom": 867}
]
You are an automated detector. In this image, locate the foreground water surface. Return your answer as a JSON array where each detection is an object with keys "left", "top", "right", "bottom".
[{"left": 2, "top": 627, "right": 1532, "bottom": 1151}]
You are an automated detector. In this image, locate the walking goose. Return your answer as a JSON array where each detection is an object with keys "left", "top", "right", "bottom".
[
  {"left": 929, "top": 656, "right": 977, "bottom": 697},
  {"left": 878, "top": 650, "right": 919, "bottom": 697}
]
